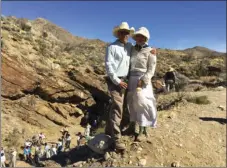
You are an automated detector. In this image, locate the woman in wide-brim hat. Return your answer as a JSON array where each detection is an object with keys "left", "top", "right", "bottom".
[{"left": 127, "top": 27, "right": 157, "bottom": 142}]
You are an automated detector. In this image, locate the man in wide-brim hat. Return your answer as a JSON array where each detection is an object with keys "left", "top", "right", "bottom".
[{"left": 105, "top": 22, "right": 135, "bottom": 151}]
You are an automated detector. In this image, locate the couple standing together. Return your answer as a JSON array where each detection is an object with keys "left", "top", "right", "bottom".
[{"left": 105, "top": 22, "right": 157, "bottom": 151}]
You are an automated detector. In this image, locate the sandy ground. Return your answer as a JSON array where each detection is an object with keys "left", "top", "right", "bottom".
[{"left": 5, "top": 90, "right": 227, "bottom": 167}]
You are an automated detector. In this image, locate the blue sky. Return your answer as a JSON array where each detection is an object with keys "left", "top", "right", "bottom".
[{"left": 2, "top": 1, "right": 226, "bottom": 52}]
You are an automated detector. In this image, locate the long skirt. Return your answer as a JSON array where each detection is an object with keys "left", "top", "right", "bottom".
[{"left": 127, "top": 73, "right": 157, "bottom": 127}]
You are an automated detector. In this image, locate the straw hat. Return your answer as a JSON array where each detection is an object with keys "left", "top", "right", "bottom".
[
  {"left": 113, "top": 22, "right": 135, "bottom": 38},
  {"left": 169, "top": 67, "right": 175, "bottom": 72},
  {"left": 132, "top": 27, "right": 150, "bottom": 42}
]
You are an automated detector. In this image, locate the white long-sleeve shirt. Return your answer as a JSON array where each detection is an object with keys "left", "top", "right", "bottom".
[{"left": 105, "top": 40, "right": 133, "bottom": 85}]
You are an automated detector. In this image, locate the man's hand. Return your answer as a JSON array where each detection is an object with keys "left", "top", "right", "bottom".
[
  {"left": 119, "top": 81, "right": 128, "bottom": 89},
  {"left": 150, "top": 48, "right": 156, "bottom": 55}
]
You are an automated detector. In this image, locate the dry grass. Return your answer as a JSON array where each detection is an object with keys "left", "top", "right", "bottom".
[
  {"left": 200, "top": 76, "right": 217, "bottom": 83},
  {"left": 185, "top": 95, "right": 211, "bottom": 105}
]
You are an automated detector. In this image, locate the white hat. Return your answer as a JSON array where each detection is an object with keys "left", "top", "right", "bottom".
[
  {"left": 132, "top": 27, "right": 150, "bottom": 42},
  {"left": 169, "top": 67, "right": 175, "bottom": 72},
  {"left": 113, "top": 22, "right": 135, "bottom": 38}
]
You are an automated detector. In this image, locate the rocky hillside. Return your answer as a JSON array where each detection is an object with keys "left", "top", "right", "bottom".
[{"left": 1, "top": 16, "right": 226, "bottom": 155}]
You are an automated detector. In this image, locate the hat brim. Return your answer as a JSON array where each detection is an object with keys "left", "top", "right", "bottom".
[
  {"left": 132, "top": 32, "right": 148, "bottom": 42},
  {"left": 113, "top": 28, "right": 135, "bottom": 38}
]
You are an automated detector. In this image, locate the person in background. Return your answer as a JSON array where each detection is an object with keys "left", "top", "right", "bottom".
[
  {"left": 23, "top": 146, "right": 31, "bottom": 162},
  {"left": 50, "top": 144, "right": 57, "bottom": 157},
  {"left": 164, "top": 67, "right": 176, "bottom": 92},
  {"left": 34, "top": 146, "right": 42, "bottom": 166},
  {"left": 76, "top": 132, "right": 83, "bottom": 149},
  {"left": 65, "top": 133, "right": 71, "bottom": 150},
  {"left": 9, "top": 148, "right": 17, "bottom": 167},
  {"left": 57, "top": 138, "right": 63, "bottom": 154},
  {"left": 1, "top": 147, "right": 6, "bottom": 167},
  {"left": 44, "top": 143, "right": 51, "bottom": 159},
  {"left": 38, "top": 132, "right": 45, "bottom": 145}
]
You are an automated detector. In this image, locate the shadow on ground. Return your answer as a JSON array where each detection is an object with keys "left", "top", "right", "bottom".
[
  {"left": 199, "top": 117, "right": 227, "bottom": 125},
  {"left": 50, "top": 146, "right": 104, "bottom": 167}
]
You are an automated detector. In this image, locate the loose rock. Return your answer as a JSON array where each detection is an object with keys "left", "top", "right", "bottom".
[
  {"left": 218, "top": 105, "right": 225, "bottom": 111},
  {"left": 138, "top": 159, "right": 147, "bottom": 166},
  {"left": 171, "top": 161, "right": 180, "bottom": 167},
  {"left": 104, "top": 152, "right": 111, "bottom": 161}
]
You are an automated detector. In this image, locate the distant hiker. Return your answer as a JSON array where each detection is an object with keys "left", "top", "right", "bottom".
[
  {"left": 9, "top": 148, "right": 17, "bottom": 167},
  {"left": 1, "top": 36, "right": 4, "bottom": 51},
  {"left": 57, "top": 139, "right": 63, "bottom": 154},
  {"left": 127, "top": 27, "right": 157, "bottom": 142},
  {"left": 76, "top": 132, "right": 83, "bottom": 149},
  {"left": 65, "top": 134, "right": 71, "bottom": 150},
  {"left": 24, "top": 139, "right": 32, "bottom": 147},
  {"left": 61, "top": 127, "right": 69, "bottom": 142},
  {"left": 84, "top": 124, "right": 91, "bottom": 138},
  {"left": 61, "top": 135, "right": 66, "bottom": 151},
  {"left": 32, "top": 135, "right": 39, "bottom": 146},
  {"left": 44, "top": 143, "right": 51, "bottom": 159},
  {"left": 93, "top": 120, "right": 98, "bottom": 128},
  {"left": 23, "top": 146, "right": 31, "bottom": 162},
  {"left": 1, "top": 147, "right": 6, "bottom": 167},
  {"left": 164, "top": 67, "right": 176, "bottom": 92},
  {"left": 153, "top": 79, "right": 167, "bottom": 94},
  {"left": 39, "top": 132, "right": 45, "bottom": 144},
  {"left": 34, "top": 146, "right": 41, "bottom": 165},
  {"left": 50, "top": 144, "right": 57, "bottom": 157}
]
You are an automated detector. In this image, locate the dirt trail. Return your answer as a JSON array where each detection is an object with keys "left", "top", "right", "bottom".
[{"left": 124, "top": 90, "right": 226, "bottom": 167}]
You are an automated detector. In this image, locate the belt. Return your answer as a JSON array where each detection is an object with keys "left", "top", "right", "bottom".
[
  {"left": 105, "top": 76, "right": 128, "bottom": 83},
  {"left": 118, "top": 76, "right": 127, "bottom": 80}
]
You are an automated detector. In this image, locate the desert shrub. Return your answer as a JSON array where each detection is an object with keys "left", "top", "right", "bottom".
[
  {"left": 11, "top": 32, "right": 22, "bottom": 42},
  {"left": 42, "top": 31, "right": 48, "bottom": 38},
  {"left": 182, "top": 54, "right": 194, "bottom": 62},
  {"left": 18, "top": 19, "right": 32, "bottom": 31},
  {"left": 200, "top": 76, "right": 217, "bottom": 83},
  {"left": 23, "top": 33, "right": 33, "bottom": 42},
  {"left": 4, "top": 128, "right": 22, "bottom": 149},
  {"left": 33, "top": 46, "right": 39, "bottom": 51},
  {"left": 36, "top": 39, "right": 47, "bottom": 56},
  {"left": 1, "top": 24, "right": 11, "bottom": 31},
  {"left": 20, "top": 50, "right": 28, "bottom": 56},
  {"left": 186, "top": 95, "right": 210, "bottom": 105}
]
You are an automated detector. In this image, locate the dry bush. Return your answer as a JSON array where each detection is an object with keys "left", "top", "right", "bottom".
[
  {"left": 200, "top": 76, "right": 217, "bottom": 83},
  {"left": 4, "top": 128, "right": 23, "bottom": 149},
  {"left": 186, "top": 95, "right": 211, "bottom": 105},
  {"left": 23, "top": 33, "right": 33, "bottom": 42},
  {"left": 157, "top": 92, "right": 187, "bottom": 110},
  {"left": 17, "top": 19, "right": 32, "bottom": 32},
  {"left": 11, "top": 32, "right": 22, "bottom": 42}
]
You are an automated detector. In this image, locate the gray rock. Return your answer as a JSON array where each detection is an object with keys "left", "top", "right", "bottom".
[
  {"left": 216, "top": 86, "right": 225, "bottom": 91},
  {"left": 171, "top": 161, "right": 180, "bottom": 167},
  {"left": 104, "top": 152, "right": 111, "bottom": 161},
  {"left": 218, "top": 105, "right": 225, "bottom": 111},
  {"left": 73, "top": 161, "right": 84, "bottom": 167},
  {"left": 138, "top": 159, "right": 147, "bottom": 166}
]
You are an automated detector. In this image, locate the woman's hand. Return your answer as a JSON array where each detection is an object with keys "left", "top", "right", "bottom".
[
  {"left": 137, "top": 80, "right": 143, "bottom": 88},
  {"left": 150, "top": 48, "right": 156, "bottom": 55}
]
